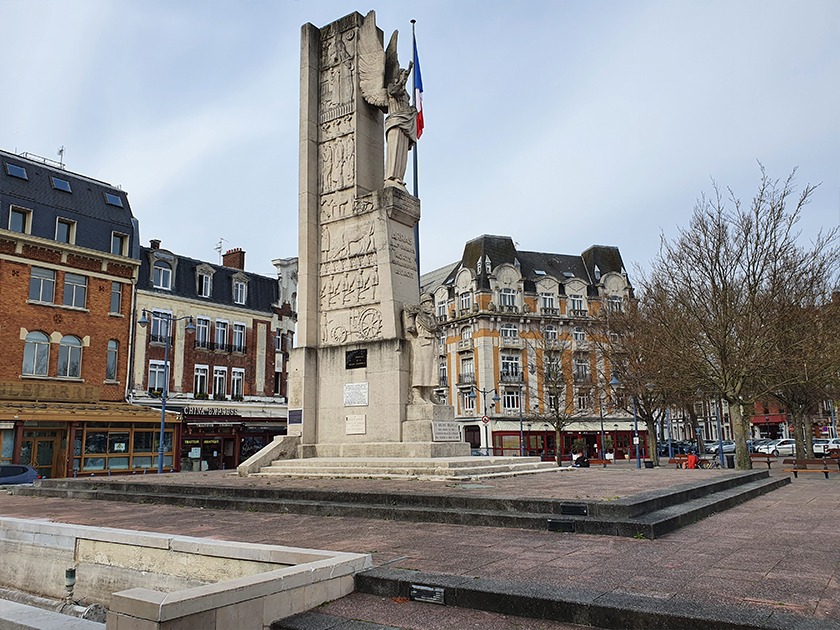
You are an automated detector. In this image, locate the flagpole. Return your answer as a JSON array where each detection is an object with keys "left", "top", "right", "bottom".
[{"left": 411, "top": 19, "right": 420, "bottom": 288}]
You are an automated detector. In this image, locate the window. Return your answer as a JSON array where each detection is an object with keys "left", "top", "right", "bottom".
[
  {"left": 106, "top": 340, "right": 119, "bottom": 381},
  {"left": 275, "top": 328, "right": 283, "bottom": 352},
  {"left": 459, "top": 292, "right": 472, "bottom": 311},
  {"left": 548, "top": 393, "right": 559, "bottom": 413},
  {"left": 593, "top": 265, "right": 601, "bottom": 282},
  {"left": 438, "top": 361, "right": 447, "bottom": 385},
  {"left": 198, "top": 273, "right": 212, "bottom": 297},
  {"left": 63, "top": 273, "right": 87, "bottom": 308},
  {"left": 104, "top": 192, "right": 124, "bottom": 207},
  {"left": 574, "top": 356, "right": 590, "bottom": 382},
  {"left": 437, "top": 302, "right": 446, "bottom": 318},
  {"left": 576, "top": 390, "right": 591, "bottom": 411},
  {"left": 148, "top": 361, "right": 168, "bottom": 392},
  {"left": 22, "top": 332, "right": 50, "bottom": 376},
  {"left": 150, "top": 311, "right": 171, "bottom": 344},
  {"left": 501, "top": 354, "right": 521, "bottom": 378},
  {"left": 499, "top": 288, "right": 516, "bottom": 308},
  {"left": 213, "top": 367, "right": 227, "bottom": 397},
  {"left": 231, "top": 368, "right": 245, "bottom": 398},
  {"left": 569, "top": 294, "right": 585, "bottom": 314},
  {"left": 573, "top": 327, "right": 585, "bottom": 342},
  {"left": 4, "top": 162, "right": 28, "bottom": 180},
  {"left": 545, "top": 325, "right": 558, "bottom": 341},
  {"left": 460, "top": 325, "right": 472, "bottom": 341},
  {"left": 9, "top": 206, "right": 30, "bottom": 233},
  {"left": 540, "top": 293, "right": 555, "bottom": 310},
  {"left": 195, "top": 318, "right": 210, "bottom": 349},
  {"left": 111, "top": 233, "right": 127, "bottom": 256},
  {"left": 460, "top": 357, "right": 474, "bottom": 384},
  {"left": 232, "top": 323, "right": 246, "bottom": 353},
  {"left": 608, "top": 296, "right": 623, "bottom": 313},
  {"left": 233, "top": 280, "right": 247, "bottom": 305},
  {"left": 51, "top": 176, "right": 72, "bottom": 192},
  {"left": 110, "top": 282, "right": 122, "bottom": 313},
  {"left": 194, "top": 366, "right": 209, "bottom": 395},
  {"left": 55, "top": 219, "right": 75, "bottom": 244},
  {"left": 57, "top": 335, "right": 82, "bottom": 378},
  {"left": 152, "top": 261, "right": 172, "bottom": 290},
  {"left": 463, "top": 390, "right": 476, "bottom": 413},
  {"left": 215, "top": 320, "right": 228, "bottom": 350},
  {"left": 504, "top": 388, "right": 520, "bottom": 411},
  {"left": 29, "top": 267, "right": 55, "bottom": 303},
  {"left": 500, "top": 323, "right": 518, "bottom": 338}
]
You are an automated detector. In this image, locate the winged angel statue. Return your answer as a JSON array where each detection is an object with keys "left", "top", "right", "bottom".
[{"left": 359, "top": 11, "right": 417, "bottom": 190}]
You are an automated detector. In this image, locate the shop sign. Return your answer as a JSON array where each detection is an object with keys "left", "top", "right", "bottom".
[
  {"left": 183, "top": 406, "right": 238, "bottom": 416},
  {"left": 0, "top": 380, "right": 99, "bottom": 402}
]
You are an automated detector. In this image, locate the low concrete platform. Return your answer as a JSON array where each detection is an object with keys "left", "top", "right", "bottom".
[{"left": 2, "top": 464, "right": 837, "bottom": 629}]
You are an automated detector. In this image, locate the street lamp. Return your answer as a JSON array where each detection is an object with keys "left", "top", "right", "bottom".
[
  {"left": 598, "top": 394, "right": 606, "bottom": 466},
  {"left": 518, "top": 374, "right": 525, "bottom": 456},
  {"left": 137, "top": 308, "right": 195, "bottom": 474},
  {"left": 469, "top": 386, "right": 500, "bottom": 456}
]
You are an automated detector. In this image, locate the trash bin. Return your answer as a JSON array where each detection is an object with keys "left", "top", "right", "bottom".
[{"left": 725, "top": 454, "right": 735, "bottom": 468}]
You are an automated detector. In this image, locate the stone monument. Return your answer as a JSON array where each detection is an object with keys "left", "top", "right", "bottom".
[{"left": 286, "top": 11, "right": 469, "bottom": 459}]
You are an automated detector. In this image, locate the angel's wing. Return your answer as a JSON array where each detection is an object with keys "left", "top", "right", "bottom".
[
  {"left": 384, "top": 30, "right": 400, "bottom": 89},
  {"left": 359, "top": 11, "right": 388, "bottom": 108}
]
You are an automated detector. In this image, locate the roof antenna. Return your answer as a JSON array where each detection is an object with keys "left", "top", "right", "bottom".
[
  {"left": 57, "top": 146, "right": 65, "bottom": 168},
  {"left": 214, "top": 237, "right": 228, "bottom": 264}
]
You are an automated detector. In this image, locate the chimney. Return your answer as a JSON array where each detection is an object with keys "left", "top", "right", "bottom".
[
  {"left": 223, "top": 248, "right": 245, "bottom": 270},
  {"left": 149, "top": 239, "right": 161, "bottom": 250}
]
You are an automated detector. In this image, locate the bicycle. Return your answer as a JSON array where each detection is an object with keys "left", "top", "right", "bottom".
[{"left": 699, "top": 457, "right": 722, "bottom": 469}]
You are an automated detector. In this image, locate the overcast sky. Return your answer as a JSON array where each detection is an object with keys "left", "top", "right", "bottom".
[{"left": 2, "top": 0, "right": 837, "bottom": 278}]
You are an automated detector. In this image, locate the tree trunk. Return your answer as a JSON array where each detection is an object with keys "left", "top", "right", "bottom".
[
  {"left": 729, "top": 400, "right": 751, "bottom": 469},
  {"left": 555, "top": 429, "right": 563, "bottom": 467},
  {"left": 646, "top": 420, "right": 659, "bottom": 466}
]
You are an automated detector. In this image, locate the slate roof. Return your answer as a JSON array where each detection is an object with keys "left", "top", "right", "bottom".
[
  {"left": 138, "top": 246, "right": 278, "bottom": 314},
  {"left": 430, "top": 235, "right": 629, "bottom": 296},
  {"left": 0, "top": 149, "right": 138, "bottom": 258}
]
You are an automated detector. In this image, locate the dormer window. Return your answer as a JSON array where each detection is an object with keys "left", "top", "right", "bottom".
[
  {"left": 4, "top": 163, "right": 28, "bottom": 180},
  {"left": 153, "top": 261, "right": 172, "bottom": 290},
  {"left": 232, "top": 275, "right": 248, "bottom": 305},
  {"left": 196, "top": 264, "right": 215, "bottom": 298},
  {"left": 51, "top": 176, "right": 72, "bottom": 192},
  {"left": 104, "top": 192, "right": 124, "bottom": 208},
  {"left": 594, "top": 265, "right": 601, "bottom": 281}
]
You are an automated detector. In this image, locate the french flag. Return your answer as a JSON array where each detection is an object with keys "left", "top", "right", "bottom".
[{"left": 413, "top": 36, "right": 424, "bottom": 139}]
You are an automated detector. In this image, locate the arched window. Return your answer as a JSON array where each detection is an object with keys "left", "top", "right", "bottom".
[
  {"left": 58, "top": 335, "right": 82, "bottom": 378},
  {"left": 460, "top": 325, "right": 472, "bottom": 341},
  {"left": 23, "top": 331, "right": 50, "bottom": 376}
]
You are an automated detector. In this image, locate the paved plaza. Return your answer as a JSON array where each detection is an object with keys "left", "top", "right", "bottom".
[{"left": 1, "top": 464, "right": 838, "bottom": 629}]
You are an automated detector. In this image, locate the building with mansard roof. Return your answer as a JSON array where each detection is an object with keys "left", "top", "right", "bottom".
[
  {"left": 130, "top": 241, "right": 297, "bottom": 472},
  {"left": 421, "top": 234, "right": 643, "bottom": 461},
  {"left": 0, "top": 149, "right": 168, "bottom": 478}
]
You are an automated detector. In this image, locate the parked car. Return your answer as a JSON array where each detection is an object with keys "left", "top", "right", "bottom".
[
  {"left": 813, "top": 438, "right": 840, "bottom": 456},
  {"left": 757, "top": 438, "right": 796, "bottom": 457},
  {"left": 747, "top": 439, "right": 771, "bottom": 453},
  {"left": 705, "top": 440, "right": 735, "bottom": 454},
  {"left": 0, "top": 464, "right": 41, "bottom": 485}
]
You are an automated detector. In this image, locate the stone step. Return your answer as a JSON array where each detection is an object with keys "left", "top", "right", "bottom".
[
  {"left": 12, "top": 472, "right": 789, "bottom": 538},
  {"left": 258, "top": 462, "right": 557, "bottom": 478}
]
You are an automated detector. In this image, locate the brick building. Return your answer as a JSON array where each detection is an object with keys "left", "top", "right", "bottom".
[
  {"left": 130, "top": 241, "right": 297, "bottom": 472},
  {"left": 0, "top": 149, "right": 165, "bottom": 478}
]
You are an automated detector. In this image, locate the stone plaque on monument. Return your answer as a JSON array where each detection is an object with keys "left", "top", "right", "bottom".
[
  {"left": 343, "top": 382, "right": 369, "bottom": 407},
  {"left": 431, "top": 422, "right": 462, "bottom": 442},
  {"left": 345, "top": 414, "right": 366, "bottom": 435}
]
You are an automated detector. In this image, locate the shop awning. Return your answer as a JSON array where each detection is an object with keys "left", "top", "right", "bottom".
[
  {"left": 750, "top": 414, "right": 786, "bottom": 425},
  {"left": 0, "top": 400, "right": 179, "bottom": 423}
]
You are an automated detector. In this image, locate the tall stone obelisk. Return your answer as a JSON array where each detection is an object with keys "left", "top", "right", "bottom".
[{"left": 287, "top": 11, "right": 468, "bottom": 458}]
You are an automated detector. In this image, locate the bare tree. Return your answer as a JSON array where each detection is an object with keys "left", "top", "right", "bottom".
[{"left": 641, "top": 167, "right": 837, "bottom": 469}]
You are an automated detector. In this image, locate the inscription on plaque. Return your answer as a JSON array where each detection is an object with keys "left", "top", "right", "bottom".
[
  {"left": 288, "top": 409, "right": 303, "bottom": 425},
  {"left": 431, "top": 421, "right": 462, "bottom": 442},
  {"left": 343, "top": 382, "right": 369, "bottom": 407},
  {"left": 345, "top": 414, "right": 366, "bottom": 435},
  {"left": 346, "top": 349, "right": 367, "bottom": 369}
]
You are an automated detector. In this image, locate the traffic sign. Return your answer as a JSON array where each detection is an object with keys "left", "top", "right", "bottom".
[{"left": 481, "top": 415, "right": 489, "bottom": 425}]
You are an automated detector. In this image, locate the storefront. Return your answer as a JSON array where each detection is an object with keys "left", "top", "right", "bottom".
[
  {"left": 0, "top": 401, "right": 178, "bottom": 478},
  {"left": 180, "top": 405, "right": 286, "bottom": 472}
]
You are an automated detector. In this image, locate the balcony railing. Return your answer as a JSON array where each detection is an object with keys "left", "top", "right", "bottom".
[
  {"left": 457, "top": 339, "right": 473, "bottom": 351},
  {"left": 500, "top": 371, "right": 522, "bottom": 383},
  {"left": 570, "top": 309, "right": 589, "bottom": 317},
  {"left": 457, "top": 374, "right": 476, "bottom": 386},
  {"left": 540, "top": 307, "right": 559, "bottom": 315},
  {"left": 149, "top": 333, "right": 174, "bottom": 345},
  {"left": 231, "top": 344, "right": 246, "bottom": 354},
  {"left": 500, "top": 337, "right": 523, "bottom": 349}
]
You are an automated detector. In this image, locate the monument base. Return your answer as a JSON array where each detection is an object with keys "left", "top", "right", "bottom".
[{"left": 300, "top": 440, "right": 471, "bottom": 459}]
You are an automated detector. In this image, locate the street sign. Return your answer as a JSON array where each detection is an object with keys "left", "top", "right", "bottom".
[
  {"left": 481, "top": 415, "right": 489, "bottom": 425},
  {"left": 633, "top": 436, "right": 640, "bottom": 445}
]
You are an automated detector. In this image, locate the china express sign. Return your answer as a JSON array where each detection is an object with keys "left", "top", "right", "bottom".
[{"left": 183, "top": 407, "right": 238, "bottom": 416}]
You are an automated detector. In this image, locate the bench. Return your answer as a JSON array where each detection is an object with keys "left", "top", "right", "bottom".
[
  {"left": 782, "top": 458, "right": 837, "bottom": 479},
  {"left": 668, "top": 456, "right": 708, "bottom": 469},
  {"left": 750, "top": 452, "right": 773, "bottom": 469},
  {"left": 588, "top": 458, "right": 613, "bottom": 466}
]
